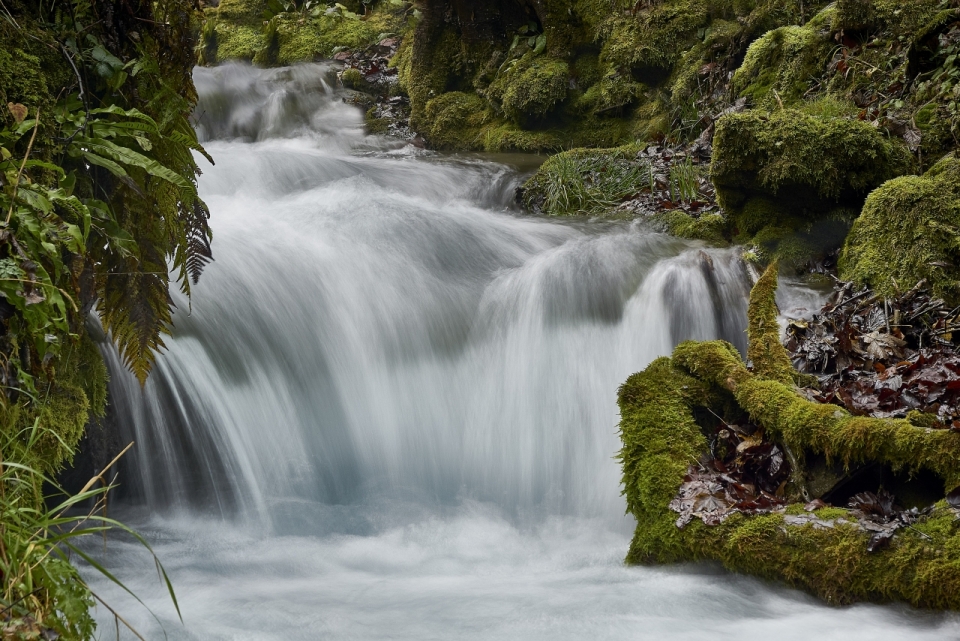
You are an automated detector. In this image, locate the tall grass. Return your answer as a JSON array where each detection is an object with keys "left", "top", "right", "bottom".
[
  {"left": 537, "top": 151, "right": 651, "bottom": 216},
  {"left": 669, "top": 156, "right": 704, "bottom": 203},
  {"left": 1, "top": 421, "right": 178, "bottom": 639}
]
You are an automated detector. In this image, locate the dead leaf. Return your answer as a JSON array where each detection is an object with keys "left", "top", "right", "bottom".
[{"left": 7, "top": 102, "right": 27, "bottom": 124}]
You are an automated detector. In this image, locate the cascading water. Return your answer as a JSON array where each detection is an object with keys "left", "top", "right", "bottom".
[{"left": 85, "top": 63, "right": 960, "bottom": 640}]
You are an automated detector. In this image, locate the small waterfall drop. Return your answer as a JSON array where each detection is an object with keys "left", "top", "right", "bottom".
[{"left": 108, "top": 62, "right": 752, "bottom": 525}]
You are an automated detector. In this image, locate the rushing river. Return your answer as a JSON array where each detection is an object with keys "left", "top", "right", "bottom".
[{"left": 84, "top": 63, "right": 960, "bottom": 640}]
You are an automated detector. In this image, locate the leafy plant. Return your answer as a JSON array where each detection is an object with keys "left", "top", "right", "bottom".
[
  {"left": 669, "top": 156, "right": 703, "bottom": 203},
  {"left": 0, "top": 0, "right": 214, "bottom": 637},
  {"left": 1, "top": 422, "right": 178, "bottom": 639}
]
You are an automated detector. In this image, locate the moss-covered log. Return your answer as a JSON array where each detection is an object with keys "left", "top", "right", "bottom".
[{"left": 619, "top": 264, "right": 960, "bottom": 609}]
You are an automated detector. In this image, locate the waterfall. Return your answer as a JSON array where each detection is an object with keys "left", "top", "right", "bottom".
[{"left": 87, "top": 63, "right": 958, "bottom": 640}]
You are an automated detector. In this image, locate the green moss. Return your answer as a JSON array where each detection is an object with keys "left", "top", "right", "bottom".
[
  {"left": 1, "top": 333, "right": 108, "bottom": 476},
  {"left": 747, "top": 263, "right": 796, "bottom": 384},
  {"left": 732, "top": 19, "right": 831, "bottom": 107},
  {"left": 574, "top": 72, "right": 645, "bottom": 115},
  {"left": 405, "top": 23, "right": 465, "bottom": 131},
  {"left": 711, "top": 108, "right": 910, "bottom": 263},
  {"left": 674, "top": 337, "right": 960, "bottom": 489},
  {"left": 422, "top": 91, "right": 486, "bottom": 149},
  {"left": 0, "top": 47, "right": 51, "bottom": 113},
  {"left": 654, "top": 210, "right": 729, "bottom": 244},
  {"left": 599, "top": 0, "right": 709, "bottom": 75},
  {"left": 835, "top": 0, "right": 943, "bottom": 33},
  {"left": 478, "top": 121, "right": 561, "bottom": 153},
  {"left": 713, "top": 109, "right": 909, "bottom": 207},
  {"left": 486, "top": 54, "right": 570, "bottom": 124},
  {"left": 212, "top": 0, "right": 266, "bottom": 24},
  {"left": 213, "top": 22, "right": 264, "bottom": 61},
  {"left": 618, "top": 357, "right": 713, "bottom": 563},
  {"left": 839, "top": 153, "right": 960, "bottom": 304},
  {"left": 275, "top": 13, "right": 386, "bottom": 65},
  {"left": 341, "top": 67, "right": 364, "bottom": 89},
  {"left": 202, "top": 1, "right": 405, "bottom": 66}
]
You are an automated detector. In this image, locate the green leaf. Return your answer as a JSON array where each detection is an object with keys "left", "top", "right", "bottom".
[
  {"left": 17, "top": 188, "right": 53, "bottom": 215},
  {"left": 79, "top": 137, "right": 195, "bottom": 194},
  {"left": 534, "top": 34, "right": 547, "bottom": 55},
  {"left": 81, "top": 150, "right": 129, "bottom": 179},
  {"left": 89, "top": 105, "right": 160, "bottom": 130}
]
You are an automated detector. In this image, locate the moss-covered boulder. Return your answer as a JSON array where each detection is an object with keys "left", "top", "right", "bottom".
[
  {"left": 711, "top": 108, "right": 911, "bottom": 262},
  {"left": 421, "top": 91, "right": 486, "bottom": 149},
  {"left": 396, "top": 0, "right": 839, "bottom": 152},
  {"left": 653, "top": 210, "right": 729, "bottom": 244},
  {"left": 619, "top": 266, "right": 960, "bottom": 608},
  {"left": 487, "top": 54, "right": 570, "bottom": 125},
  {"left": 840, "top": 153, "right": 960, "bottom": 304},
  {"left": 598, "top": 0, "right": 708, "bottom": 77},
  {"left": 731, "top": 19, "right": 831, "bottom": 107}
]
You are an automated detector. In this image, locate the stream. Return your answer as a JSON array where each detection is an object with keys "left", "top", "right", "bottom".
[{"left": 83, "top": 63, "right": 960, "bottom": 640}]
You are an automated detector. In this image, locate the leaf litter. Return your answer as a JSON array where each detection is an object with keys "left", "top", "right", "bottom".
[
  {"left": 786, "top": 279, "right": 960, "bottom": 426},
  {"left": 670, "top": 418, "right": 791, "bottom": 528},
  {"left": 670, "top": 278, "right": 959, "bottom": 550}
]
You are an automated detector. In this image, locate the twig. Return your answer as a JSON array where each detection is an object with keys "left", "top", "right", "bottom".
[
  {"left": 76, "top": 442, "right": 135, "bottom": 498},
  {"left": 58, "top": 44, "right": 89, "bottom": 146},
  {"left": 4, "top": 109, "right": 41, "bottom": 227},
  {"left": 88, "top": 588, "right": 149, "bottom": 641},
  {"left": 905, "top": 524, "right": 933, "bottom": 541},
  {"left": 0, "top": 589, "right": 42, "bottom": 618}
]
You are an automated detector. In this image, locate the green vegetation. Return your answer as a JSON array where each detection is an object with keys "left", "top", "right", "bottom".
[
  {"left": 709, "top": 108, "right": 910, "bottom": 263},
  {"left": 0, "top": 0, "right": 210, "bottom": 635},
  {"left": 395, "top": 0, "right": 844, "bottom": 152},
  {"left": 519, "top": 146, "right": 649, "bottom": 216},
  {"left": 654, "top": 210, "right": 728, "bottom": 244},
  {"left": 619, "top": 266, "right": 960, "bottom": 607},
  {"left": 840, "top": 153, "right": 960, "bottom": 304},
  {"left": 201, "top": 0, "right": 411, "bottom": 66}
]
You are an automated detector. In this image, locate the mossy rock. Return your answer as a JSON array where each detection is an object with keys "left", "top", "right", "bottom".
[
  {"left": 599, "top": 0, "right": 709, "bottom": 76},
  {"left": 653, "top": 210, "right": 729, "bottom": 245},
  {"left": 573, "top": 72, "right": 645, "bottom": 115},
  {"left": 835, "top": 0, "right": 944, "bottom": 34},
  {"left": 732, "top": 20, "right": 831, "bottom": 108},
  {"left": 1, "top": 333, "right": 108, "bottom": 476},
  {"left": 487, "top": 54, "right": 570, "bottom": 125},
  {"left": 711, "top": 108, "right": 911, "bottom": 263},
  {"left": 422, "top": 91, "right": 487, "bottom": 149},
  {"left": 212, "top": 22, "right": 264, "bottom": 61},
  {"left": 840, "top": 153, "right": 960, "bottom": 304},
  {"left": 711, "top": 108, "right": 911, "bottom": 203},
  {"left": 210, "top": 0, "right": 266, "bottom": 24},
  {"left": 201, "top": 1, "right": 405, "bottom": 66},
  {"left": 619, "top": 269, "right": 960, "bottom": 609}
]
